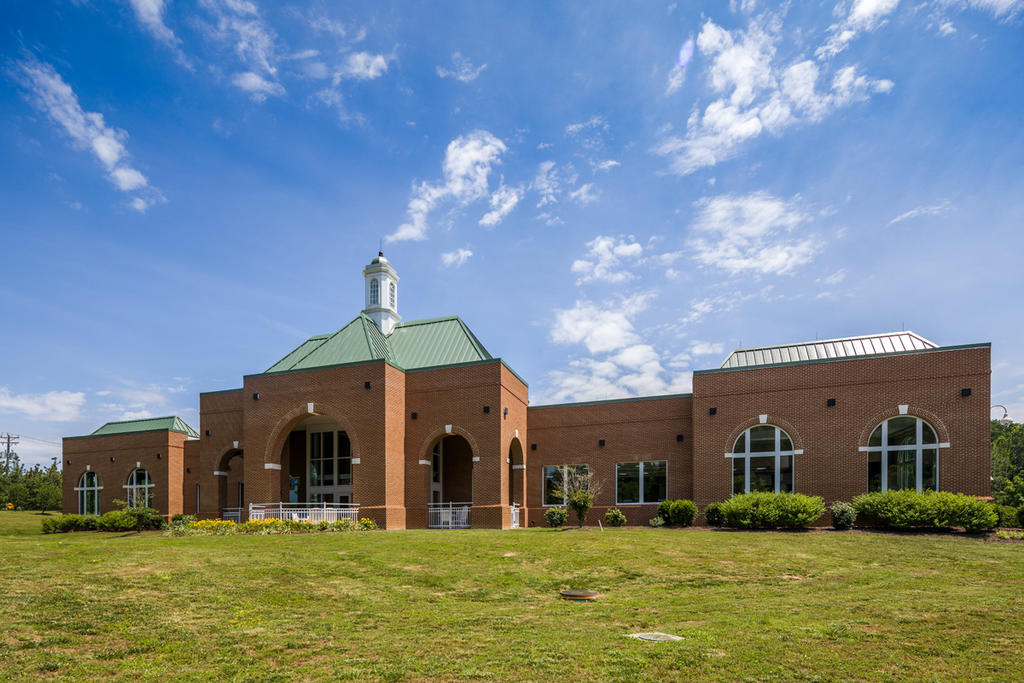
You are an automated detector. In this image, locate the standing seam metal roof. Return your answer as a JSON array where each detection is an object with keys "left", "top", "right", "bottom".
[
  {"left": 720, "top": 331, "right": 938, "bottom": 369},
  {"left": 90, "top": 416, "right": 200, "bottom": 438}
]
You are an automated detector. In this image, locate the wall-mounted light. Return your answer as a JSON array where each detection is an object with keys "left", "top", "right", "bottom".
[
  {"left": 676, "top": 434, "right": 684, "bottom": 442},
  {"left": 66, "top": 459, "right": 71, "bottom": 465},
  {"left": 225, "top": 465, "right": 231, "bottom": 471},
  {"left": 205, "top": 429, "right": 211, "bottom": 436},
  {"left": 709, "top": 407, "right": 717, "bottom": 416},
  {"left": 364, "top": 381, "right": 372, "bottom": 389},
  {"left": 827, "top": 398, "right": 837, "bottom": 407},
  {"left": 961, "top": 388, "right": 972, "bottom": 397},
  {"left": 156, "top": 453, "right": 162, "bottom": 459},
  {"left": 599, "top": 439, "right": 606, "bottom": 447},
  {"left": 503, "top": 407, "right": 509, "bottom": 418},
  {"left": 411, "top": 412, "right": 418, "bottom": 420},
  {"left": 483, "top": 405, "right": 490, "bottom": 414},
  {"left": 531, "top": 443, "right": 537, "bottom": 451},
  {"left": 186, "top": 467, "right": 190, "bottom": 473},
  {"left": 252, "top": 392, "right": 260, "bottom": 401},
  {"left": 109, "top": 457, "right": 115, "bottom": 462}
]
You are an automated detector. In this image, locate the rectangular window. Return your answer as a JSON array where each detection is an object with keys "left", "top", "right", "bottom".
[
  {"left": 195, "top": 483, "right": 200, "bottom": 514},
  {"left": 749, "top": 456, "right": 775, "bottom": 492},
  {"left": 289, "top": 477, "right": 300, "bottom": 503},
  {"left": 543, "top": 464, "right": 589, "bottom": 506},
  {"left": 868, "top": 453, "right": 882, "bottom": 492},
  {"left": 922, "top": 449, "right": 937, "bottom": 491},
  {"left": 733, "top": 457, "right": 745, "bottom": 495},
  {"left": 616, "top": 461, "right": 667, "bottom": 504},
  {"left": 779, "top": 455, "right": 793, "bottom": 493}
]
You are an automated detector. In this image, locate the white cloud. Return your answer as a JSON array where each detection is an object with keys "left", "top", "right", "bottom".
[
  {"left": 129, "top": 0, "right": 179, "bottom": 47},
  {"left": 479, "top": 185, "right": 522, "bottom": 226},
  {"left": 533, "top": 161, "right": 560, "bottom": 207},
  {"left": 666, "top": 67, "right": 686, "bottom": 95},
  {"left": 441, "top": 247, "right": 473, "bottom": 268},
  {"left": 338, "top": 52, "right": 389, "bottom": 81},
  {"left": 551, "top": 298, "right": 648, "bottom": 354},
  {"left": 570, "top": 235, "right": 644, "bottom": 284},
  {"left": 10, "top": 54, "right": 161, "bottom": 210},
  {"left": 958, "top": 0, "right": 1023, "bottom": 18},
  {"left": 437, "top": 52, "right": 487, "bottom": 82},
  {"left": 0, "top": 387, "right": 86, "bottom": 422},
  {"left": 569, "top": 183, "right": 599, "bottom": 205},
  {"left": 592, "top": 160, "right": 620, "bottom": 172},
  {"left": 938, "top": 19, "right": 957, "bottom": 34},
  {"left": 819, "top": 268, "right": 848, "bottom": 286},
  {"left": 688, "top": 191, "right": 818, "bottom": 275},
  {"left": 389, "top": 130, "right": 507, "bottom": 242},
  {"left": 536, "top": 212, "right": 563, "bottom": 226},
  {"left": 565, "top": 116, "right": 610, "bottom": 150},
  {"left": 818, "top": 0, "right": 901, "bottom": 58},
  {"left": 231, "top": 71, "right": 285, "bottom": 101},
  {"left": 689, "top": 340, "right": 725, "bottom": 356},
  {"left": 656, "top": 14, "right": 894, "bottom": 175},
  {"left": 888, "top": 200, "right": 952, "bottom": 224},
  {"left": 200, "top": 0, "right": 282, "bottom": 99}
]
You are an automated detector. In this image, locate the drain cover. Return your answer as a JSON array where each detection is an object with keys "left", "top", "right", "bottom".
[
  {"left": 559, "top": 589, "right": 599, "bottom": 601},
  {"left": 628, "top": 632, "right": 683, "bottom": 641}
]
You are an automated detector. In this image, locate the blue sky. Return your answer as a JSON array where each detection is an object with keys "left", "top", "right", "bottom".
[{"left": 2, "top": 0, "right": 1023, "bottom": 466}]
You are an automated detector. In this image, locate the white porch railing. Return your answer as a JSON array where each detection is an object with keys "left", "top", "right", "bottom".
[
  {"left": 222, "top": 508, "right": 243, "bottom": 522},
  {"left": 510, "top": 503, "right": 520, "bottom": 529},
  {"left": 248, "top": 502, "right": 360, "bottom": 523},
  {"left": 428, "top": 502, "right": 472, "bottom": 529}
]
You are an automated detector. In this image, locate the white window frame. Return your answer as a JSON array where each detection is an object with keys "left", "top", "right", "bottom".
[
  {"left": 615, "top": 461, "right": 668, "bottom": 505},
  {"left": 306, "top": 421, "right": 353, "bottom": 504},
  {"left": 369, "top": 278, "right": 379, "bottom": 306},
  {"left": 74, "top": 471, "right": 102, "bottom": 515},
  {"left": 123, "top": 468, "right": 154, "bottom": 508},
  {"left": 725, "top": 425, "right": 799, "bottom": 494},
  {"left": 388, "top": 281, "right": 396, "bottom": 308},
  {"left": 861, "top": 417, "right": 946, "bottom": 492},
  {"left": 542, "top": 464, "right": 588, "bottom": 506}
]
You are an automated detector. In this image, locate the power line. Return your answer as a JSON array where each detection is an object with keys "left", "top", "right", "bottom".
[
  {"left": 18, "top": 435, "right": 61, "bottom": 446},
  {"left": 2, "top": 433, "right": 19, "bottom": 474}
]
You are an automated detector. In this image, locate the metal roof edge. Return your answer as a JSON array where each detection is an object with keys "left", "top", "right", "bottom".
[
  {"left": 455, "top": 316, "right": 493, "bottom": 360},
  {"left": 67, "top": 426, "right": 197, "bottom": 441},
  {"left": 497, "top": 359, "right": 529, "bottom": 387},
  {"left": 725, "top": 331, "right": 936, "bottom": 355},
  {"left": 529, "top": 392, "right": 694, "bottom": 410},
  {"left": 245, "top": 357, "right": 401, "bottom": 380},
  {"left": 391, "top": 314, "right": 462, "bottom": 329},
  {"left": 199, "top": 388, "right": 243, "bottom": 397},
  {"left": 402, "top": 357, "right": 507, "bottom": 376},
  {"left": 696, "top": 342, "right": 991, "bottom": 375}
]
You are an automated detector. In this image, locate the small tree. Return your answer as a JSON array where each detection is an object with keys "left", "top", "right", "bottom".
[{"left": 561, "top": 466, "right": 603, "bottom": 528}]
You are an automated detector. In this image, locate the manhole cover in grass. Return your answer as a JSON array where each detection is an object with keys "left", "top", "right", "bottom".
[
  {"left": 628, "top": 632, "right": 683, "bottom": 642},
  {"left": 559, "top": 589, "right": 599, "bottom": 601}
]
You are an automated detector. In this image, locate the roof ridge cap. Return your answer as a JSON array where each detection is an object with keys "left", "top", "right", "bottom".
[{"left": 729, "top": 331, "right": 936, "bottom": 354}]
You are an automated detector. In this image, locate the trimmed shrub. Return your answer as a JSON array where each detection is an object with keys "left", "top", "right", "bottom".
[
  {"left": 120, "top": 506, "right": 165, "bottom": 532},
  {"left": 657, "top": 499, "right": 698, "bottom": 527},
  {"left": 97, "top": 510, "right": 137, "bottom": 532},
  {"left": 41, "top": 517, "right": 57, "bottom": 534},
  {"left": 717, "top": 492, "right": 825, "bottom": 529},
  {"left": 649, "top": 516, "right": 665, "bottom": 527},
  {"left": 566, "top": 489, "right": 593, "bottom": 528},
  {"left": 830, "top": 502, "right": 856, "bottom": 530},
  {"left": 1018, "top": 506, "right": 1024, "bottom": 529},
  {"left": 704, "top": 502, "right": 725, "bottom": 527},
  {"left": 545, "top": 507, "right": 568, "bottom": 528},
  {"left": 171, "top": 514, "right": 197, "bottom": 525},
  {"left": 995, "top": 505, "right": 1018, "bottom": 528},
  {"left": 604, "top": 508, "right": 627, "bottom": 527},
  {"left": 852, "top": 490, "right": 999, "bottom": 532},
  {"left": 46, "top": 514, "right": 98, "bottom": 533}
]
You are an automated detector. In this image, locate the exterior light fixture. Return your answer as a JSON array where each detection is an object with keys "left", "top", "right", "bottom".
[
  {"left": 157, "top": 453, "right": 162, "bottom": 459},
  {"left": 709, "top": 407, "right": 717, "bottom": 415},
  {"left": 252, "top": 392, "right": 260, "bottom": 400},
  {"left": 186, "top": 467, "right": 190, "bottom": 473},
  {"left": 992, "top": 404, "right": 1012, "bottom": 425},
  {"left": 411, "top": 412, "right": 418, "bottom": 420},
  {"left": 364, "top": 381, "right": 372, "bottom": 389},
  {"left": 483, "top": 406, "right": 490, "bottom": 413},
  {"left": 66, "top": 459, "right": 71, "bottom": 465},
  {"left": 503, "top": 407, "right": 509, "bottom": 418},
  {"left": 961, "top": 388, "right": 972, "bottom": 397},
  {"left": 205, "top": 429, "right": 211, "bottom": 436},
  {"left": 531, "top": 443, "right": 537, "bottom": 451},
  {"left": 827, "top": 398, "right": 837, "bottom": 407},
  {"left": 676, "top": 434, "right": 684, "bottom": 442},
  {"left": 599, "top": 439, "right": 606, "bottom": 447},
  {"left": 109, "top": 457, "right": 115, "bottom": 462}
]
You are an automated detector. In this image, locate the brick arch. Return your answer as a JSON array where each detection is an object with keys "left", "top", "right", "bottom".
[
  {"left": 262, "top": 403, "right": 363, "bottom": 467},
  {"left": 216, "top": 447, "right": 243, "bottom": 472},
  {"left": 857, "top": 406, "right": 950, "bottom": 446},
  {"left": 723, "top": 415, "right": 805, "bottom": 455},
  {"left": 416, "top": 424, "right": 481, "bottom": 460}
]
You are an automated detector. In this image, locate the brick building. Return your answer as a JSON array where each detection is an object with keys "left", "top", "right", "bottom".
[{"left": 62, "top": 253, "right": 991, "bottom": 527}]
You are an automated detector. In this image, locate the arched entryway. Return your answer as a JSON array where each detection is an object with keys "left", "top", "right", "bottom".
[
  {"left": 216, "top": 449, "right": 244, "bottom": 520},
  {"left": 427, "top": 434, "right": 473, "bottom": 528},
  {"left": 508, "top": 438, "right": 524, "bottom": 528},
  {"left": 285, "top": 415, "right": 354, "bottom": 505}
]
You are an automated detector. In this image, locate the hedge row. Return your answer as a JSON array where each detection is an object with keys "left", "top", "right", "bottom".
[
  {"left": 852, "top": 490, "right": 1000, "bottom": 533},
  {"left": 42, "top": 507, "right": 164, "bottom": 534},
  {"left": 169, "top": 517, "right": 378, "bottom": 535},
  {"left": 704, "top": 492, "right": 825, "bottom": 529}
]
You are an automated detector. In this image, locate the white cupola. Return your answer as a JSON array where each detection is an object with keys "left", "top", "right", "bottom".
[{"left": 362, "top": 251, "right": 401, "bottom": 334}]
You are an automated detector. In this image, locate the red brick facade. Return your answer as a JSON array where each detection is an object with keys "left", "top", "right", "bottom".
[{"left": 63, "top": 343, "right": 991, "bottom": 528}]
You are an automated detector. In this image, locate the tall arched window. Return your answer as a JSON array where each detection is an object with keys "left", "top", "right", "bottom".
[
  {"left": 728, "top": 425, "right": 796, "bottom": 494},
  {"left": 125, "top": 468, "right": 154, "bottom": 508},
  {"left": 369, "top": 278, "right": 379, "bottom": 306},
  {"left": 76, "top": 471, "right": 101, "bottom": 515},
  {"left": 389, "top": 281, "right": 396, "bottom": 308},
  {"left": 865, "top": 416, "right": 939, "bottom": 492}
]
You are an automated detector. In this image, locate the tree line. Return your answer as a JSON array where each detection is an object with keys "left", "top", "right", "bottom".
[
  {"left": 991, "top": 419, "right": 1024, "bottom": 507},
  {"left": 0, "top": 453, "right": 62, "bottom": 512}
]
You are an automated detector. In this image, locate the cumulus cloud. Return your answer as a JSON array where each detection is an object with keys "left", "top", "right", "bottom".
[
  {"left": 655, "top": 14, "right": 893, "bottom": 175},
  {"left": 570, "top": 235, "right": 644, "bottom": 284},
  {"left": 688, "top": 192, "right": 818, "bottom": 275},
  {"left": 592, "top": 159, "right": 620, "bottom": 172},
  {"left": 389, "top": 130, "right": 507, "bottom": 242},
  {"left": 338, "top": 51, "right": 389, "bottom": 80},
  {"left": 818, "top": 0, "right": 901, "bottom": 58},
  {"left": 689, "top": 340, "right": 725, "bottom": 356},
  {"left": 9, "top": 54, "right": 162, "bottom": 211},
  {"left": 437, "top": 52, "right": 487, "bottom": 82},
  {"left": 441, "top": 247, "right": 473, "bottom": 268},
  {"left": 569, "top": 183, "right": 599, "bottom": 205},
  {"left": 0, "top": 387, "right": 86, "bottom": 422},
  {"left": 479, "top": 184, "right": 522, "bottom": 227},
  {"left": 550, "top": 298, "right": 647, "bottom": 354},
  {"left": 888, "top": 200, "right": 952, "bottom": 224},
  {"left": 231, "top": 71, "right": 284, "bottom": 101}
]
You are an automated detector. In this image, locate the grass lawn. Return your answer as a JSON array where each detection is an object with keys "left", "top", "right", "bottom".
[{"left": 1, "top": 512, "right": 1022, "bottom": 681}]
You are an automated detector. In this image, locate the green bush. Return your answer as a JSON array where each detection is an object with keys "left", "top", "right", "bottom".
[
  {"left": 995, "top": 505, "right": 1018, "bottom": 527},
  {"left": 852, "top": 490, "right": 999, "bottom": 532},
  {"left": 657, "top": 499, "right": 698, "bottom": 527},
  {"left": 649, "top": 516, "right": 665, "bottom": 527},
  {"left": 604, "top": 508, "right": 627, "bottom": 527},
  {"left": 97, "top": 510, "right": 136, "bottom": 532},
  {"left": 44, "top": 514, "right": 98, "bottom": 533},
  {"left": 120, "top": 505, "right": 165, "bottom": 531},
  {"left": 716, "top": 492, "right": 825, "bottom": 529},
  {"left": 704, "top": 502, "right": 725, "bottom": 527},
  {"left": 544, "top": 507, "right": 568, "bottom": 528},
  {"left": 830, "top": 502, "right": 856, "bottom": 530},
  {"left": 566, "top": 489, "right": 593, "bottom": 528},
  {"left": 170, "top": 514, "right": 197, "bottom": 525},
  {"left": 1018, "top": 506, "right": 1024, "bottom": 529},
  {"left": 41, "top": 517, "right": 57, "bottom": 534}
]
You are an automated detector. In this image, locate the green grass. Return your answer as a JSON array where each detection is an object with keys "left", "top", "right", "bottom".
[{"left": 1, "top": 512, "right": 1022, "bottom": 681}]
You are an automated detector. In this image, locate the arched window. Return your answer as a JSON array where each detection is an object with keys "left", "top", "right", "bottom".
[
  {"left": 389, "top": 281, "right": 396, "bottom": 308},
  {"left": 369, "top": 278, "right": 379, "bottom": 306},
  {"left": 865, "top": 417, "right": 939, "bottom": 492},
  {"left": 75, "top": 471, "right": 101, "bottom": 515},
  {"left": 125, "top": 468, "right": 154, "bottom": 508},
  {"left": 728, "top": 425, "right": 795, "bottom": 494}
]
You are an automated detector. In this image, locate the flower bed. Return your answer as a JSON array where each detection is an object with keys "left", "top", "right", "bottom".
[{"left": 169, "top": 517, "right": 378, "bottom": 536}]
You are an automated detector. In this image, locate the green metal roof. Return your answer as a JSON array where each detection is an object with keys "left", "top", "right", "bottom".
[
  {"left": 265, "top": 314, "right": 492, "bottom": 374},
  {"left": 90, "top": 416, "right": 199, "bottom": 438}
]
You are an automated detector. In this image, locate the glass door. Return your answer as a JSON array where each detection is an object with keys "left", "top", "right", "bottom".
[{"left": 307, "top": 428, "right": 352, "bottom": 503}]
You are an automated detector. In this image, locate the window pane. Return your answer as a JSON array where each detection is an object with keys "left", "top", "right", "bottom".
[
  {"left": 733, "top": 457, "right": 745, "bottom": 495},
  {"left": 617, "top": 462, "right": 640, "bottom": 504},
  {"left": 642, "top": 461, "right": 667, "bottom": 503},
  {"left": 432, "top": 452, "right": 441, "bottom": 483},
  {"left": 779, "top": 456, "right": 793, "bottom": 493},
  {"left": 310, "top": 460, "right": 321, "bottom": 487},
  {"left": 921, "top": 423, "right": 937, "bottom": 445},
  {"left": 869, "top": 425, "right": 882, "bottom": 448},
  {"left": 750, "top": 426, "right": 776, "bottom": 453},
  {"left": 889, "top": 449, "right": 916, "bottom": 490},
  {"left": 338, "top": 432, "right": 350, "bottom": 457},
  {"left": 922, "top": 449, "right": 938, "bottom": 491},
  {"left": 289, "top": 477, "right": 300, "bottom": 503},
  {"left": 780, "top": 432, "right": 793, "bottom": 451},
  {"left": 322, "top": 432, "right": 334, "bottom": 460},
  {"left": 544, "top": 466, "right": 564, "bottom": 505},
  {"left": 733, "top": 432, "right": 746, "bottom": 454},
  {"left": 338, "top": 456, "right": 351, "bottom": 485},
  {"left": 311, "top": 432, "right": 321, "bottom": 459},
  {"left": 887, "top": 417, "right": 917, "bottom": 446},
  {"left": 322, "top": 457, "right": 334, "bottom": 486},
  {"left": 749, "top": 456, "right": 775, "bottom": 492},
  {"left": 868, "top": 452, "right": 882, "bottom": 492}
]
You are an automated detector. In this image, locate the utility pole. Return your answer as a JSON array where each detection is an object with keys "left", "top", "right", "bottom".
[{"left": 1, "top": 434, "right": 19, "bottom": 474}]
